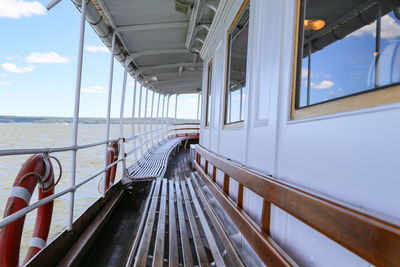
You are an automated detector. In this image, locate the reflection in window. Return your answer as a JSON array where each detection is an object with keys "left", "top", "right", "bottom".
[
  {"left": 225, "top": 3, "right": 249, "bottom": 125},
  {"left": 205, "top": 60, "right": 212, "bottom": 127},
  {"left": 297, "top": 0, "right": 400, "bottom": 108}
]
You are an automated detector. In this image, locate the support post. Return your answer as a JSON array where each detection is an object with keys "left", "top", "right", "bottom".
[
  {"left": 165, "top": 94, "right": 171, "bottom": 139},
  {"left": 119, "top": 63, "right": 128, "bottom": 177},
  {"left": 160, "top": 94, "right": 166, "bottom": 142},
  {"left": 155, "top": 93, "right": 160, "bottom": 145},
  {"left": 137, "top": 83, "right": 143, "bottom": 155},
  {"left": 131, "top": 78, "right": 138, "bottom": 160},
  {"left": 68, "top": 0, "right": 87, "bottom": 231},
  {"left": 103, "top": 32, "right": 116, "bottom": 197},
  {"left": 196, "top": 92, "right": 201, "bottom": 121},
  {"left": 175, "top": 94, "right": 179, "bottom": 124},
  {"left": 143, "top": 87, "right": 149, "bottom": 151},
  {"left": 150, "top": 90, "right": 155, "bottom": 148}
]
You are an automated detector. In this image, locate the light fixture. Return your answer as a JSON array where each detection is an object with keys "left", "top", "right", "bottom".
[{"left": 304, "top": 19, "right": 326, "bottom": 31}]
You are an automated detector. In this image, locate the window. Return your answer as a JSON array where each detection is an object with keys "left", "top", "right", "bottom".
[
  {"left": 224, "top": 0, "right": 249, "bottom": 125},
  {"left": 293, "top": 0, "right": 400, "bottom": 119},
  {"left": 205, "top": 59, "right": 213, "bottom": 127}
]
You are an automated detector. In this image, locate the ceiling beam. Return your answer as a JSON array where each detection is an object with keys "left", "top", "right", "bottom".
[
  {"left": 116, "top": 22, "right": 189, "bottom": 33},
  {"left": 137, "top": 62, "right": 203, "bottom": 73},
  {"left": 149, "top": 78, "right": 201, "bottom": 86},
  {"left": 126, "top": 48, "right": 191, "bottom": 61},
  {"left": 143, "top": 70, "right": 202, "bottom": 81}
]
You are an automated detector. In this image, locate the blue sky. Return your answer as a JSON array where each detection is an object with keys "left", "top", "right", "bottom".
[{"left": 0, "top": 0, "right": 200, "bottom": 119}]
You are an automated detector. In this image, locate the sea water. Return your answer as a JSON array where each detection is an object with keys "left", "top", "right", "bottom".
[{"left": 0, "top": 122, "right": 157, "bottom": 262}]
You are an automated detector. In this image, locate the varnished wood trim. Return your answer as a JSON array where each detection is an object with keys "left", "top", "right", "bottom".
[
  {"left": 194, "top": 160, "right": 297, "bottom": 266},
  {"left": 195, "top": 145, "right": 400, "bottom": 266},
  {"left": 237, "top": 183, "right": 244, "bottom": 209},
  {"left": 212, "top": 165, "right": 216, "bottom": 183},
  {"left": 292, "top": 85, "right": 400, "bottom": 119},
  {"left": 261, "top": 200, "right": 271, "bottom": 235},
  {"left": 204, "top": 160, "right": 208, "bottom": 174},
  {"left": 223, "top": 0, "right": 249, "bottom": 127},
  {"left": 290, "top": 0, "right": 400, "bottom": 119},
  {"left": 223, "top": 173, "right": 230, "bottom": 195}
]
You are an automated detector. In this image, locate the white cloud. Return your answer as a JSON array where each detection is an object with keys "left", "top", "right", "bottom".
[
  {"left": 311, "top": 80, "right": 334, "bottom": 90},
  {"left": 0, "top": 0, "right": 46, "bottom": 19},
  {"left": 301, "top": 68, "right": 308, "bottom": 78},
  {"left": 5, "top": 55, "right": 16, "bottom": 61},
  {"left": 187, "top": 98, "right": 198, "bottom": 103},
  {"left": 26, "top": 52, "right": 69, "bottom": 64},
  {"left": 328, "top": 90, "right": 334, "bottom": 95},
  {"left": 350, "top": 15, "right": 400, "bottom": 39},
  {"left": 1, "top": 63, "right": 34, "bottom": 73},
  {"left": 0, "top": 81, "right": 12, "bottom": 85},
  {"left": 82, "top": 86, "right": 107, "bottom": 93},
  {"left": 85, "top": 45, "right": 110, "bottom": 53},
  {"left": 1, "top": 73, "right": 8, "bottom": 78}
]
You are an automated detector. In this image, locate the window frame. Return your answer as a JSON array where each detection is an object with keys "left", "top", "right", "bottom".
[
  {"left": 223, "top": 0, "right": 250, "bottom": 129},
  {"left": 205, "top": 58, "right": 213, "bottom": 128},
  {"left": 291, "top": 0, "right": 400, "bottom": 120}
]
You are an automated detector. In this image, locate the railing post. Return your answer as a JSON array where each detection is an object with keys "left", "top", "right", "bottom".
[
  {"left": 103, "top": 32, "right": 116, "bottom": 197},
  {"left": 196, "top": 92, "right": 201, "bottom": 121},
  {"left": 174, "top": 94, "right": 179, "bottom": 124},
  {"left": 137, "top": 83, "right": 143, "bottom": 156},
  {"left": 165, "top": 94, "right": 171, "bottom": 139},
  {"left": 143, "top": 87, "right": 149, "bottom": 151},
  {"left": 119, "top": 62, "right": 128, "bottom": 177},
  {"left": 161, "top": 94, "right": 166, "bottom": 142},
  {"left": 150, "top": 89, "right": 155, "bottom": 148},
  {"left": 131, "top": 77, "right": 138, "bottom": 161},
  {"left": 155, "top": 93, "right": 160, "bottom": 145},
  {"left": 68, "top": 0, "right": 87, "bottom": 231}
]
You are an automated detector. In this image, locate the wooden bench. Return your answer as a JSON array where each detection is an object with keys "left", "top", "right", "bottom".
[
  {"left": 193, "top": 145, "right": 400, "bottom": 266},
  {"left": 125, "top": 177, "right": 245, "bottom": 266},
  {"left": 127, "top": 135, "right": 197, "bottom": 181}
]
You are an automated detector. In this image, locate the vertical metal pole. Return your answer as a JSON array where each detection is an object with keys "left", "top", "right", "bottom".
[
  {"left": 155, "top": 93, "right": 160, "bottom": 145},
  {"left": 131, "top": 78, "right": 138, "bottom": 160},
  {"left": 150, "top": 90, "right": 155, "bottom": 148},
  {"left": 137, "top": 83, "right": 143, "bottom": 155},
  {"left": 165, "top": 94, "right": 171, "bottom": 139},
  {"left": 143, "top": 87, "right": 149, "bottom": 151},
  {"left": 375, "top": 3, "right": 381, "bottom": 88},
  {"left": 161, "top": 95, "right": 166, "bottom": 141},
  {"left": 175, "top": 94, "right": 179, "bottom": 124},
  {"left": 103, "top": 32, "right": 116, "bottom": 197},
  {"left": 68, "top": 0, "right": 87, "bottom": 231},
  {"left": 307, "top": 44, "right": 311, "bottom": 105},
  {"left": 196, "top": 92, "right": 200, "bottom": 121},
  {"left": 174, "top": 94, "right": 179, "bottom": 137},
  {"left": 119, "top": 64, "right": 128, "bottom": 176}
]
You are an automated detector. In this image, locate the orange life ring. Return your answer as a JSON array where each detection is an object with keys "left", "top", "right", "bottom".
[
  {"left": 105, "top": 141, "right": 119, "bottom": 191},
  {"left": 0, "top": 154, "right": 54, "bottom": 267}
]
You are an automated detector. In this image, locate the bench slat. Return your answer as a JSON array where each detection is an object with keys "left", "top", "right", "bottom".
[
  {"left": 153, "top": 179, "right": 168, "bottom": 267},
  {"left": 168, "top": 180, "right": 179, "bottom": 267}
]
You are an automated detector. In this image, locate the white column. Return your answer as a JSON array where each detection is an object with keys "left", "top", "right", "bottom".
[
  {"left": 68, "top": 0, "right": 87, "bottom": 231},
  {"left": 150, "top": 90, "right": 155, "bottom": 148},
  {"left": 174, "top": 94, "right": 179, "bottom": 124},
  {"left": 165, "top": 94, "right": 171, "bottom": 139},
  {"left": 155, "top": 93, "right": 160, "bottom": 144},
  {"left": 119, "top": 64, "right": 128, "bottom": 177},
  {"left": 196, "top": 92, "right": 201, "bottom": 121},
  {"left": 137, "top": 83, "right": 143, "bottom": 155},
  {"left": 131, "top": 78, "right": 138, "bottom": 160},
  {"left": 143, "top": 87, "right": 149, "bottom": 151},
  {"left": 103, "top": 32, "right": 116, "bottom": 197},
  {"left": 160, "top": 94, "right": 166, "bottom": 142}
]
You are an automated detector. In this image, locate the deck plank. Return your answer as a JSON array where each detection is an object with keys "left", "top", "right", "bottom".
[
  {"left": 153, "top": 179, "right": 168, "bottom": 267},
  {"left": 168, "top": 180, "right": 179, "bottom": 267},
  {"left": 175, "top": 181, "right": 194, "bottom": 267},
  {"left": 180, "top": 181, "right": 210, "bottom": 267},
  {"left": 189, "top": 176, "right": 244, "bottom": 267},
  {"left": 134, "top": 179, "right": 162, "bottom": 267}
]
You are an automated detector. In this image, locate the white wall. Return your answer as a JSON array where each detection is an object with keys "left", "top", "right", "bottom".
[{"left": 198, "top": 0, "right": 400, "bottom": 265}]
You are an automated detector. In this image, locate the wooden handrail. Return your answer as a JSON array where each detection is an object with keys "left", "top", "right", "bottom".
[{"left": 195, "top": 145, "right": 400, "bottom": 266}]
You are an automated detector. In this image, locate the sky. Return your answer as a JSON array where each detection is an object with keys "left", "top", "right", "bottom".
[{"left": 0, "top": 0, "right": 201, "bottom": 119}]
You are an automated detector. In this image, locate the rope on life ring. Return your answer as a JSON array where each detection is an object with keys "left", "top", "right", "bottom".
[
  {"left": 105, "top": 141, "right": 119, "bottom": 191},
  {"left": 0, "top": 153, "right": 60, "bottom": 267}
]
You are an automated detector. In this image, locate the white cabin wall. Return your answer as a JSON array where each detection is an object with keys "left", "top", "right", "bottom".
[{"left": 199, "top": 0, "right": 399, "bottom": 265}]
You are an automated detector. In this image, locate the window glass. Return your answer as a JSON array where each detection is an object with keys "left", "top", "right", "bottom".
[
  {"left": 225, "top": 3, "right": 249, "bottom": 124},
  {"left": 297, "top": 0, "right": 400, "bottom": 108},
  {"left": 205, "top": 60, "right": 212, "bottom": 127}
]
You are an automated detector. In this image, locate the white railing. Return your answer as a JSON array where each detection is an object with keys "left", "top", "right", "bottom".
[{"left": 0, "top": 122, "right": 199, "bottom": 230}]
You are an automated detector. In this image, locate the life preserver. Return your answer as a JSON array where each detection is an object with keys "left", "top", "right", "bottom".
[
  {"left": 0, "top": 154, "right": 54, "bottom": 267},
  {"left": 105, "top": 141, "right": 119, "bottom": 191}
]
